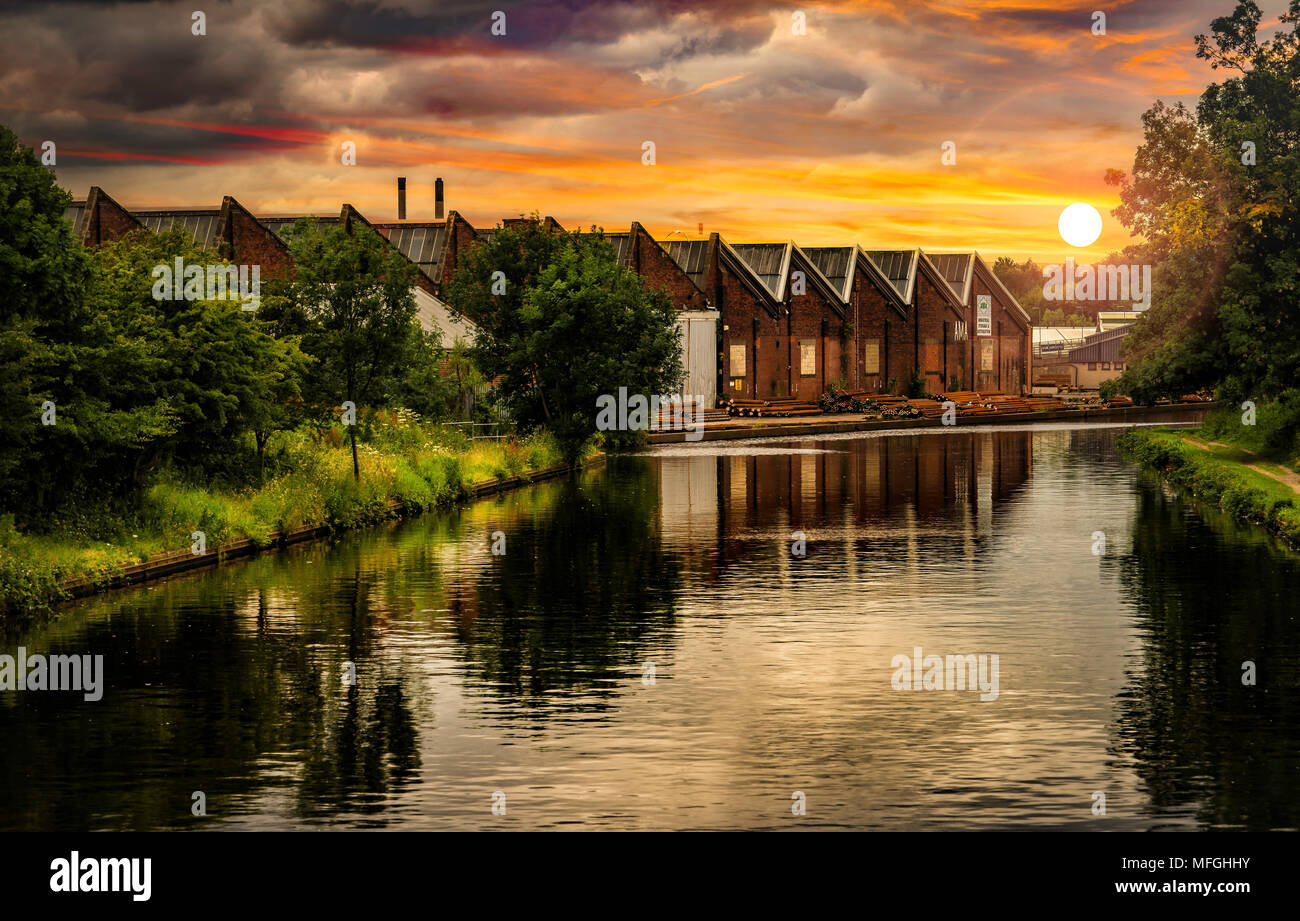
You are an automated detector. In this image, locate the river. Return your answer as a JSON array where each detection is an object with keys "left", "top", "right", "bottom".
[{"left": 4, "top": 415, "right": 1298, "bottom": 830}]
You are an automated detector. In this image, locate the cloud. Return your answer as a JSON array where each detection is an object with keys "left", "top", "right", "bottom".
[{"left": 1, "top": 0, "right": 1278, "bottom": 258}]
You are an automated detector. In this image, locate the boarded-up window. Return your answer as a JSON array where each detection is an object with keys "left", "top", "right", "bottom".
[
  {"left": 799, "top": 339, "right": 816, "bottom": 376},
  {"left": 863, "top": 340, "right": 881, "bottom": 375},
  {"left": 980, "top": 338, "right": 995, "bottom": 372},
  {"left": 729, "top": 342, "right": 746, "bottom": 377}
]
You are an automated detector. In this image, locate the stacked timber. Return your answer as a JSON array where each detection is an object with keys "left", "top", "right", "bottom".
[
  {"left": 880, "top": 398, "right": 924, "bottom": 419},
  {"left": 656, "top": 399, "right": 730, "bottom": 428},
  {"left": 721, "top": 397, "right": 822, "bottom": 418},
  {"left": 1106, "top": 395, "right": 1134, "bottom": 408},
  {"left": 981, "top": 392, "right": 1032, "bottom": 414},
  {"left": 818, "top": 387, "right": 879, "bottom": 414},
  {"left": 936, "top": 390, "right": 997, "bottom": 417},
  {"left": 906, "top": 399, "right": 949, "bottom": 419},
  {"left": 1022, "top": 396, "right": 1069, "bottom": 411}
]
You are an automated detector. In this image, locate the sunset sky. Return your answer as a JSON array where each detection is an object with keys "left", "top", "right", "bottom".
[{"left": 1, "top": 0, "right": 1287, "bottom": 263}]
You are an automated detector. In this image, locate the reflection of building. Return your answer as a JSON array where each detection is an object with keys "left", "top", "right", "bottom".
[{"left": 657, "top": 431, "right": 1034, "bottom": 572}]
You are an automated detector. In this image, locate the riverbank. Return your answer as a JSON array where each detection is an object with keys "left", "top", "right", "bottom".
[
  {"left": 0, "top": 428, "right": 595, "bottom": 619},
  {"left": 647, "top": 401, "right": 1215, "bottom": 444},
  {"left": 1118, "top": 427, "right": 1300, "bottom": 547}
]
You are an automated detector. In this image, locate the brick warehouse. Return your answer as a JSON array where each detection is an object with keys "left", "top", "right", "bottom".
[
  {"left": 926, "top": 252, "right": 1032, "bottom": 395},
  {"left": 62, "top": 185, "right": 1031, "bottom": 403}
]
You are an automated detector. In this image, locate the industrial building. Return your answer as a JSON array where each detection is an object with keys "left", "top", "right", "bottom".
[{"left": 62, "top": 184, "right": 1033, "bottom": 405}]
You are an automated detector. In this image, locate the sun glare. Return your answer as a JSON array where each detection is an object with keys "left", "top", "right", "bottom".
[{"left": 1058, "top": 202, "right": 1103, "bottom": 248}]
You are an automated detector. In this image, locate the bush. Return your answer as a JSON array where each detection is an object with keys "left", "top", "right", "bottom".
[{"left": 1121, "top": 428, "right": 1300, "bottom": 547}]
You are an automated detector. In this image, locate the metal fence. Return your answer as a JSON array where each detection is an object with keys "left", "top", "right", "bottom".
[{"left": 440, "top": 420, "right": 515, "bottom": 441}]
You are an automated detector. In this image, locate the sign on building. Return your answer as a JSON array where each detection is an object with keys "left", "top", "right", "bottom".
[
  {"left": 799, "top": 340, "right": 817, "bottom": 376},
  {"left": 729, "top": 343, "right": 746, "bottom": 377},
  {"left": 976, "top": 294, "right": 992, "bottom": 337},
  {"left": 980, "top": 338, "right": 995, "bottom": 372},
  {"left": 864, "top": 340, "right": 880, "bottom": 375}
]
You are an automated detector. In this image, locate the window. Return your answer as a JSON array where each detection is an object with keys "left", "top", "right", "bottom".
[
  {"left": 1101, "top": 362, "right": 1110, "bottom": 370},
  {"left": 1087, "top": 362, "right": 1097, "bottom": 371},
  {"left": 1116, "top": 363, "right": 1124, "bottom": 371}
]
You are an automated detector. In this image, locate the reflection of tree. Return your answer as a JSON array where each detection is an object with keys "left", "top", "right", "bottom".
[
  {"left": 1113, "top": 480, "right": 1300, "bottom": 829},
  {"left": 0, "top": 568, "right": 422, "bottom": 831},
  {"left": 450, "top": 457, "right": 682, "bottom": 709}
]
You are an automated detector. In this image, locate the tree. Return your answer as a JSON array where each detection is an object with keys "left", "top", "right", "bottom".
[
  {"left": 1105, "top": 1, "right": 1300, "bottom": 412},
  {"left": 445, "top": 219, "right": 684, "bottom": 461},
  {"left": 89, "top": 229, "right": 311, "bottom": 483},
  {"left": 283, "top": 220, "right": 421, "bottom": 479},
  {"left": 0, "top": 125, "right": 92, "bottom": 505}
]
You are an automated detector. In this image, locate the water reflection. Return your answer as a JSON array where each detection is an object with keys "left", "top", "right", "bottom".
[
  {"left": 1114, "top": 478, "right": 1300, "bottom": 830},
  {"left": 3, "top": 417, "right": 1297, "bottom": 830}
]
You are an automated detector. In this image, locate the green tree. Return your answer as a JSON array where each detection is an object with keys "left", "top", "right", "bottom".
[
  {"left": 283, "top": 220, "right": 420, "bottom": 479},
  {"left": 0, "top": 125, "right": 92, "bottom": 505},
  {"left": 445, "top": 219, "right": 684, "bottom": 461},
  {"left": 89, "top": 229, "right": 310, "bottom": 483},
  {"left": 1105, "top": 1, "right": 1300, "bottom": 414}
]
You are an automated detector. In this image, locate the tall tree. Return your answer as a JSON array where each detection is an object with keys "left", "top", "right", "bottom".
[
  {"left": 283, "top": 220, "right": 420, "bottom": 479},
  {"left": 445, "top": 220, "right": 684, "bottom": 461},
  {"left": 1105, "top": 0, "right": 1300, "bottom": 415}
]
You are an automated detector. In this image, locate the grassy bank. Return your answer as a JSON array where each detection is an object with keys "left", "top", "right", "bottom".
[
  {"left": 0, "top": 414, "right": 580, "bottom": 618},
  {"left": 1118, "top": 426, "right": 1300, "bottom": 547}
]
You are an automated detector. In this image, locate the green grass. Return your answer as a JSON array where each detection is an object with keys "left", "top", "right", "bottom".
[
  {"left": 0, "top": 421, "right": 582, "bottom": 618},
  {"left": 1118, "top": 427, "right": 1300, "bottom": 547}
]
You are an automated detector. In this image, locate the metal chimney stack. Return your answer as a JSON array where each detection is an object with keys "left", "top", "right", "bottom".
[
  {"left": 435, "top": 177, "right": 444, "bottom": 220},
  {"left": 397, "top": 177, "right": 407, "bottom": 220}
]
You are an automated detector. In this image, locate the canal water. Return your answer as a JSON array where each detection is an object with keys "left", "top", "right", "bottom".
[{"left": 3, "top": 417, "right": 1298, "bottom": 831}]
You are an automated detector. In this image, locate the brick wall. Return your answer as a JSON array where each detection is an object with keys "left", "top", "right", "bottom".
[
  {"left": 222, "top": 197, "right": 295, "bottom": 280},
  {"left": 971, "top": 269, "right": 1029, "bottom": 394},
  {"left": 630, "top": 223, "right": 709, "bottom": 312},
  {"left": 786, "top": 256, "right": 845, "bottom": 400},
  {"left": 711, "top": 238, "right": 783, "bottom": 399},
  {"left": 439, "top": 211, "right": 479, "bottom": 292},
  {"left": 845, "top": 260, "right": 901, "bottom": 393},
  {"left": 85, "top": 187, "right": 141, "bottom": 244},
  {"left": 914, "top": 270, "right": 964, "bottom": 393}
]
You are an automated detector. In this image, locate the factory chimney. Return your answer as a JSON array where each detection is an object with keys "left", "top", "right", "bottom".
[
  {"left": 397, "top": 177, "right": 406, "bottom": 220},
  {"left": 435, "top": 177, "right": 444, "bottom": 220}
]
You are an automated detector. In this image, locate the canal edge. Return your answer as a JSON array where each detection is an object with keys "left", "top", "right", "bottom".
[{"left": 55, "top": 454, "right": 607, "bottom": 604}]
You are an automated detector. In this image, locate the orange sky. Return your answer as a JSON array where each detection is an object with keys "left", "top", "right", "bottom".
[{"left": 3, "top": 0, "right": 1286, "bottom": 263}]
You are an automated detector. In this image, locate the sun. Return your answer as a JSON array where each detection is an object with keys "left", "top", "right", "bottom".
[{"left": 1058, "top": 202, "right": 1103, "bottom": 248}]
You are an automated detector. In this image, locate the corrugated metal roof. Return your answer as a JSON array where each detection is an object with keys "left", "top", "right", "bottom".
[
  {"left": 802, "top": 246, "right": 854, "bottom": 300},
  {"left": 134, "top": 210, "right": 222, "bottom": 250},
  {"left": 926, "top": 252, "right": 973, "bottom": 301},
  {"left": 373, "top": 222, "right": 449, "bottom": 282},
  {"left": 864, "top": 249, "right": 916, "bottom": 301},
  {"left": 1067, "top": 325, "right": 1130, "bottom": 363},
  {"left": 729, "top": 243, "right": 788, "bottom": 299},
  {"left": 258, "top": 216, "right": 342, "bottom": 244},
  {"left": 662, "top": 240, "right": 710, "bottom": 289},
  {"left": 603, "top": 233, "right": 633, "bottom": 267},
  {"left": 64, "top": 202, "right": 87, "bottom": 239},
  {"left": 575, "top": 230, "right": 634, "bottom": 267}
]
